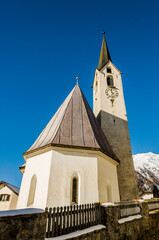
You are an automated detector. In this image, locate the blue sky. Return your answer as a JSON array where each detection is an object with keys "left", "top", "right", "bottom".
[{"left": 0, "top": 0, "right": 159, "bottom": 187}]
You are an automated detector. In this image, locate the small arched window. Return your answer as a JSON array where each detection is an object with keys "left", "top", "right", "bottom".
[
  {"left": 71, "top": 177, "right": 78, "bottom": 204},
  {"left": 107, "top": 76, "right": 114, "bottom": 87},
  {"left": 27, "top": 174, "right": 37, "bottom": 207},
  {"left": 107, "top": 67, "right": 111, "bottom": 73}
]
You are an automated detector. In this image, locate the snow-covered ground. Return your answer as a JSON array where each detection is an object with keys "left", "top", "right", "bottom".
[{"left": 46, "top": 225, "right": 106, "bottom": 240}]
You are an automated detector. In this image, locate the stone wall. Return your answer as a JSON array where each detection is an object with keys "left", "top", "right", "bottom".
[
  {"left": 101, "top": 200, "right": 159, "bottom": 240},
  {"left": 1, "top": 201, "right": 159, "bottom": 240},
  {"left": 0, "top": 208, "right": 47, "bottom": 240}
]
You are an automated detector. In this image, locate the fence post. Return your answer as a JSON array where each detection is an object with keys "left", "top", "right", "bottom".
[
  {"left": 79, "top": 205, "right": 82, "bottom": 230},
  {"left": 140, "top": 201, "right": 149, "bottom": 230},
  {"left": 59, "top": 207, "right": 63, "bottom": 236},
  {"left": 45, "top": 208, "right": 49, "bottom": 238},
  {"left": 63, "top": 206, "right": 66, "bottom": 234},
  {"left": 101, "top": 204, "right": 119, "bottom": 240},
  {"left": 94, "top": 203, "right": 101, "bottom": 224},
  {"left": 55, "top": 207, "right": 59, "bottom": 236},
  {"left": 66, "top": 206, "right": 69, "bottom": 234},
  {"left": 48, "top": 208, "right": 52, "bottom": 238},
  {"left": 52, "top": 207, "right": 56, "bottom": 237},
  {"left": 76, "top": 205, "right": 78, "bottom": 230}
]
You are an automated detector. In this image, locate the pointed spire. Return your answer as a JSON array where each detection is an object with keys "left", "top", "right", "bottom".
[{"left": 97, "top": 31, "right": 112, "bottom": 70}]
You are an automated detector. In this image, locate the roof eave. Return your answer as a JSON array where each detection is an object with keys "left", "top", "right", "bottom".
[
  {"left": 23, "top": 143, "right": 120, "bottom": 164},
  {"left": 0, "top": 181, "right": 19, "bottom": 195}
]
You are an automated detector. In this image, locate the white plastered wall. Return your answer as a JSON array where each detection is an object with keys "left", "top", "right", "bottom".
[
  {"left": 97, "top": 155, "right": 120, "bottom": 203},
  {"left": 47, "top": 149, "right": 99, "bottom": 208},
  {"left": 0, "top": 186, "right": 18, "bottom": 210},
  {"left": 93, "top": 62, "right": 127, "bottom": 121},
  {"left": 17, "top": 147, "right": 120, "bottom": 210},
  {"left": 17, "top": 150, "right": 52, "bottom": 209}
]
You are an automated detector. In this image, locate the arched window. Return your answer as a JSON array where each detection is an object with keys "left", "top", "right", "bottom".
[
  {"left": 71, "top": 174, "right": 79, "bottom": 205},
  {"left": 107, "top": 76, "right": 114, "bottom": 87},
  {"left": 27, "top": 174, "right": 37, "bottom": 207},
  {"left": 72, "top": 177, "right": 78, "bottom": 204},
  {"left": 107, "top": 67, "right": 111, "bottom": 73}
]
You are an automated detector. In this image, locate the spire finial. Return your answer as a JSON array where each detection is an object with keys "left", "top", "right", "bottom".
[
  {"left": 76, "top": 77, "right": 79, "bottom": 85},
  {"left": 97, "top": 31, "right": 112, "bottom": 70}
]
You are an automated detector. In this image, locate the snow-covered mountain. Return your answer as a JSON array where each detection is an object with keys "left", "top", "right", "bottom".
[{"left": 133, "top": 152, "right": 159, "bottom": 194}]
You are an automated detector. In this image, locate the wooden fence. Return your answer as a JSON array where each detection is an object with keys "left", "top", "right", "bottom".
[{"left": 45, "top": 203, "right": 101, "bottom": 238}]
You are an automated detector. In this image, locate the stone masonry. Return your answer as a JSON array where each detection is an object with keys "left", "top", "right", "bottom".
[{"left": 0, "top": 209, "right": 47, "bottom": 240}]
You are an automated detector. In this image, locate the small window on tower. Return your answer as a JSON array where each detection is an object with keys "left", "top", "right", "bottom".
[
  {"left": 107, "top": 76, "right": 114, "bottom": 86},
  {"left": 107, "top": 67, "right": 111, "bottom": 73}
]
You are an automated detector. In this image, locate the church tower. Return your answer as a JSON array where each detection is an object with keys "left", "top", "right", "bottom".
[{"left": 93, "top": 32, "right": 139, "bottom": 200}]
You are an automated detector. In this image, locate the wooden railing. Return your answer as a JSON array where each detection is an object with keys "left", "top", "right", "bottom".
[{"left": 45, "top": 203, "right": 101, "bottom": 238}]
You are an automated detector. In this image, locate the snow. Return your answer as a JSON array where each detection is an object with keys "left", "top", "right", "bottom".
[
  {"left": 133, "top": 152, "right": 159, "bottom": 182},
  {"left": 137, "top": 199, "right": 145, "bottom": 203},
  {"left": 133, "top": 152, "right": 159, "bottom": 173},
  {"left": 0, "top": 208, "right": 44, "bottom": 217},
  {"left": 118, "top": 214, "right": 142, "bottom": 224},
  {"left": 101, "top": 202, "right": 114, "bottom": 207},
  {"left": 149, "top": 209, "right": 159, "bottom": 215},
  {"left": 46, "top": 225, "right": 106, "bottom": 240}
]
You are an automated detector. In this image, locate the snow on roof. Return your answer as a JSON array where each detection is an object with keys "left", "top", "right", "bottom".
[{"left": 0, "top": 181, "right": 20, "bottom": 195}]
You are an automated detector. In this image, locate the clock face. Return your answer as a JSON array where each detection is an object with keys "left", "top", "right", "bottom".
[{"left": 105, "top": 87, "right": 119, "bottom": 99}]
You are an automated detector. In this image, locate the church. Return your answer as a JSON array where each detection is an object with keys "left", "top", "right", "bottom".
[{"left": 17, "top": 33, "right": 138, "bottom": 210}]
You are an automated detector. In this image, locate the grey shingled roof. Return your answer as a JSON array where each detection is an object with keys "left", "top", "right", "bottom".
[
  {"left": 0, "top": 181, "right": 19, "bottom": 195},
  {"left": 26, "top": 84, "right": 119, "bottom": 162}
]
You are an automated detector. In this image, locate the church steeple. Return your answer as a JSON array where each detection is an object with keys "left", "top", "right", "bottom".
[
  {"left": 93, "top": 33, "right": 139, "bottom": 200},
  {"left": 97, "top": 31, "right": 112, "bottom": 70}
]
